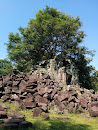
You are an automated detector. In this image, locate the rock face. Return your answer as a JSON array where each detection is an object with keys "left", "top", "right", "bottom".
[{"left": 0, "top": 68, "right": 98, "bottom": 118}]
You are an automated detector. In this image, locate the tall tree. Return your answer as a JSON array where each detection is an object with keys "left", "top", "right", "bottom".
[{"left": 6, "top": 6, "right": 88, "bottom": 71}]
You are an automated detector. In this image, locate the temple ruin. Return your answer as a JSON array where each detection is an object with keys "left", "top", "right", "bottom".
[{"left": 32, "top": 55, "right": 79, "bottom": 88}]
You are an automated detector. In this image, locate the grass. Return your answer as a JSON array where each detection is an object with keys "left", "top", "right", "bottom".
[{"left": 0, "top": 101, "right": 98, "bottom": 130}]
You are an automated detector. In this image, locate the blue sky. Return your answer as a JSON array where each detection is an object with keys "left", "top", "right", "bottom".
[{"left": 0, "top": 0, "right": 98, "bottom": 70}]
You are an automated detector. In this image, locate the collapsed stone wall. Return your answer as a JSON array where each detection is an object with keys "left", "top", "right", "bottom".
[{"left": 0, "top": 69, "right": 98, "bottom": 118}]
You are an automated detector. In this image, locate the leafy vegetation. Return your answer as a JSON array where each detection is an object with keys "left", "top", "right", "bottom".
[
  {"left": 0, "top": 101, "right": 98, "bottom": 130},
  {"left": 6, "top": 6, "right": 88, "bottom": 70},
  {"left": 0, "top": 59, "right": 13, "bottom": 76},
  {"left": 91, "top": 70, "right": 98, "bottom": 91}
]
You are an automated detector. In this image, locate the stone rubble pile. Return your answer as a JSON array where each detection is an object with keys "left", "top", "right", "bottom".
[
  {"left": 0, "top": 103, "right": 32, "bottom": 129},
  {"left": 0, "top": 69, "right": 97, "bottom": 122}
]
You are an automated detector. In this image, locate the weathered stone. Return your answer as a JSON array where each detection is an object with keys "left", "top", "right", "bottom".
[
  {"left": 68, "top": 102, "right": 75, "bottom": 112},
  {"left": 34, "top": 95, "right": 41, "bottom": 102},
  {"left": 19, "top": 95, "right": 26, "bottom": 100},
  {"left": 19, "top": 80, "right": 28, "bottom": 91},
  {"left": 77, "top": 94, "right": 82, "bottom": 100},
  {"left": 27, "top": 93, "right": 33, "bottom": 98},
  {"left": 3, "top": 75, "right": 11, "bottom": 86},
  {"left": 15, "top": 77, "right": 23, "bottom": 81},
  {"left": 5, "top": 87, "right": 11, "bottom": 94},
  {"left": 34, "top": 92, "right": 39, "bottom": 97},
  {"left": 57, "top": 92, "right": 69, "bottom": 102},
  {"left": 28, "top": 76, "right": 37, "bottom": 84},
  {"left": 62, "top": 101, "right": 68, "bottom": 107},
  {"left": 46, "top": 79, "right": 51, "bottom": 85},
  {"left": 37, "top": 97, "right": 48, "bottom": 106},
  {"left": 46, "top": 88, "right": 53, "bottom": 94},
  {"left": 75, "top": 98, "right": 80, "bottom": 103},
  {"left": 11, "top": 94, "right": 19, "bottom": 101},
  {"left": 57, "top": 117, "right": 70, "bottom": 121},
  {"left": 16, "top": 74, "right": 26, "bottom": 79},
  {"left": 82, "top": 93, "right": 89, "bottom": 101},
  {"left": 88, "top": 105, "right": 98, "bottom": 117},
  {"left": 23, "top": 97, "right": 34, "bottom": 102},
  {"left": 7, "top": 81, "right": 13, "bottom": 87},
  {"left": 0, "top": 107, "right": 5, "bottom": 111},
  {"left": 74, "top": 103, "right": 79, "bottom": 110},
  {"left": 3, "top": 118, "right": 22, "bottom": 124},
  {"left": 90, "top": 106, "right": 98, "bottom": 111},
  {"left": 57, "top": 105, "right": 63, "bottom": 114},
  {"left": 1, "top": 95, "right": 10, "bottom": 102},
  {"left": 53, "top": 94, "right": 58, "bottom": 100},
  {"left": 40, "top": 105, "right": 48, "bottom": 112},
  {"left": 43, "top": 74, "right": 50, "bottom": 79},
  {"left": 91, "top": 94, "right": 98, "bottom": 101},
  {"left": 90, "top": 101, "right": 98, "bottom": 108},
  {"left": 63, "top": 109, "right": 69, "bottom": 116},
  {"left": 75, "top": 107, "right": 85, "bottom": 114},
  {"left": 13, "top": 80, "right": 20, "bottom": 86},
  {"left": 23, "top": 102, "right": 36, "bottom": 109},
  {"left": 51, "top": 89, "right": 57, "bottom": 99},
  {"left": 12, "top": 87, "right": 21, "bottom": 94},
  {"left": 43, "top": 93, "right": 49, "bottom": 98},
  {"left": 55, "top": 99, "right": 64, "bottom": 108},
  {"left": 8, "top": 110, "right": 25, "bottom": 120},
  {"left": 1, "top": 63, "right": 98, "bottom": 119},
  {"left": 12, "top": 101, "right": 21, "bottom": 107},
  {"left": 25, "top": 88, "right": 37, "bottom": 93},
  {"left": 33, "top": 107, "right": 42, "bottom": 117},
  {"left": 42, "top": 113, "right": 50, "bottom": 120},
  {"left": 19, "top": 121, "right": 32, "bottom": 128},
  {"left": 22, "top": 92, "right": 27, "bottom": 96},
  {"left": 68, "top": 96, "right": 76, "bottom": 103},
  {"left": 38, "top": 88, "right": 46, "bottom": 95},
  {"left": 68, "top": 89, "right": 78, "bottom": 97},
  {"left": 89, "top": 111, "right": 98, "bottom": 117},
  {"left": 80, "top": 97, "right": 88, "bottom": 108}
]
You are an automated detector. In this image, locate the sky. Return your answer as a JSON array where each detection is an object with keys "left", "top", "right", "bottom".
[{"left": 0, "top": 0, "right": 98, "bottom": 70}]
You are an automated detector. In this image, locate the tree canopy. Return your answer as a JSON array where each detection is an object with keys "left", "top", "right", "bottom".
[
  {"left": 7, "top": 6, "right": 88, "bottom": 70},
  {"left": 6, "top": 6, "right": 96, "bottom": 90}
]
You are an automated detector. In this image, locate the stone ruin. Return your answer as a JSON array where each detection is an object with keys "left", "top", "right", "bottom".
[
  {"left": 0, "top": 57, "right": 98, "bottom": 129},
  {"left": 32, "top": 55, "right": 79, "bottom": 89}
]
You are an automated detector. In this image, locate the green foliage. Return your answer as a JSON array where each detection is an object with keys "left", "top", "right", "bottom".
[
  {"left": 0, "top": 59, "right": 13, "bottom": 76},
  {"left": 74, "top": 54, "right": 94, "bottom": 89},
  {"left": 6, "top": 6, "right": 86, "bottom": 72},
  {"left": 91, "top": 70, "right": 98, "bottom": 91}
]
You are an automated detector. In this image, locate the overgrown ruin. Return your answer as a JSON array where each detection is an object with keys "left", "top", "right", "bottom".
[
  {"left": 32, "top": 55, "right": 79, "bottom": 88},
  {"left": 0, "top": 56, "right": 98, "bottom": 129}
]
